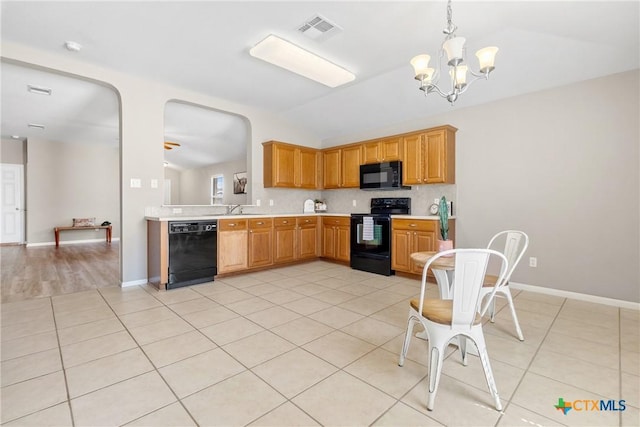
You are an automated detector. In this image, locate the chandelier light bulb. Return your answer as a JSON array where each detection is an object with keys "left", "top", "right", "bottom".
[
  {"left": 450, "top": 65, "right": 468, "bottom": 88},
  {"left": 410, "top": 54, "right": 432, "bottom": 79},
  {"left": 476, "top": 46, "right": 499, "bottom": 73},
  {"left": 443, "top": 37, "right": 466, "bottom": 66}
]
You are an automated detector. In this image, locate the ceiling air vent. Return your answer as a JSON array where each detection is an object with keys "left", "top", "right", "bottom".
[{"left": 297, "top": 14, "right": 341, "bottom": 42}]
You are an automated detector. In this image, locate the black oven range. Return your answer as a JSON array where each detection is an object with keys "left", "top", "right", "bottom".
[{"left": 350, "top": 197, "right": 411, "bottom": 276}]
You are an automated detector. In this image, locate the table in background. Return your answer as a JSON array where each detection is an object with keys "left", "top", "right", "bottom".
[{"left": 54, "top": 225, "right": 112, "bottom": 247}]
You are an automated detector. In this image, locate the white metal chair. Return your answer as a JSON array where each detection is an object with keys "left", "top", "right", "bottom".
[
  {"left": 480, "top": 230, "right": 529, "bottom": 341},
  {"left": 398, "top": 248, "right": 509, "bottom": 412}
]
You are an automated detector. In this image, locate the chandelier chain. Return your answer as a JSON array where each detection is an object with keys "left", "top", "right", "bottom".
[{"left": 444, "top": 0, "right": 457, "bottom": 38}]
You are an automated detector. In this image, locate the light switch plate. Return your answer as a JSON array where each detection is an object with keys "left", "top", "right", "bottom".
[{"left": 130, "top": 178, "right": 141, "bottom": 188}]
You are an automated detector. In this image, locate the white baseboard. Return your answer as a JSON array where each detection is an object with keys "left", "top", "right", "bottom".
[
  {"left": 121, "top": 279, "right": 148, "bottom": 288},
  {"left": 27, "top": 238, "right": 120, "bottom": 247},
  {"left": 510, "top": 281, "right": 639, "bottom": 310}
]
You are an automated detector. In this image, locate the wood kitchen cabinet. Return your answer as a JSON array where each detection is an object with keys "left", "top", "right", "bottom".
[
  {"left": 361, "top": 137, "right": 403, "bottom": 164},
  {"left": 263, "top": 141, "right": 320, "bottom": 189},
  {"left": 323, "top": 148, "right": 341, "bottom": 189},
  {"left": 321, "top": 216, "right": 350, "bottom": 262},
  {"left": 273, "top": 216, "right": 319, "bottom": 264},
  {"left": 297, "top": 216, "right": 319, "bottom": 260},
  {"left": 402, "top": 125, "right": 456, "bottom": 185},
  {"left": 322, "top": 145, "right": 361, "bottom": 189},
  {"left": 248, "top": 218, "right": 273, "bottom": 268},
  {"left": 391, "top": 218, "right": 455, "bottom": 274},
  {"left": 218, "top": 219, "right": 248, "bottom": 273},
  {"left": 273, "top": 217, "right": 296, "bottom": 264}
]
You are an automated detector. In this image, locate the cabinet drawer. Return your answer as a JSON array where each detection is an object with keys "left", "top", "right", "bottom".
[
  {"left": 274, "top": 217, "right": 296, "bottom": 227},
  {"left": 249, "top": 218, "right": 273, "bottom": 229},
  {"left": 297, "top": 216, "right": 317, "bottom": 227},
  {"left": 219, "top": 219, "right": 248, "bottom": 231},
  {"left": 392, "top": 218, "right": 436, "bottom": 232},
  {"left": 322, "top": 216, "right": 350, "bottom": 227}
]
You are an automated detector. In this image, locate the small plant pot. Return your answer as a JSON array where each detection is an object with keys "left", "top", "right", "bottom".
[{"left": 437, "top": 239, "right": 453, "bottom": 256}]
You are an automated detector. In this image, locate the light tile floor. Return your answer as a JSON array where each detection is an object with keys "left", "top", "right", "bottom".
[{"left": 1, "top": 261, "right": 638, "bottom": 426}]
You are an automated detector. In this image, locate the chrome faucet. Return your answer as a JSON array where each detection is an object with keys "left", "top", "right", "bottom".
[{"left": 226, "top": 204, "right": 242, "bottom": 215}]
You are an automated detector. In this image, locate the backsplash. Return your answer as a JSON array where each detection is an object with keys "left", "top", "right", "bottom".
[{"left": 146, "top": 185, "right": 455, "bottom": 217}]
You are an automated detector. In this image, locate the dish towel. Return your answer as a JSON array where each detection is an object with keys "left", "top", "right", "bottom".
[{"left": 363, "top": 216, "right": 374, "bottom": 240}]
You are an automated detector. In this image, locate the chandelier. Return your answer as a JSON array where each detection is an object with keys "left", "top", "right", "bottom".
[{"left": 410, "top": 0, "right": 498, "bottom": 105}]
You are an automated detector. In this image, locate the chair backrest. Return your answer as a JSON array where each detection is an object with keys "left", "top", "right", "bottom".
[
  {"left": 487, "top": 230, "right": 529, "bottom": 285},
  {"left": 418, "top": 248, "right": 509, "bottom": 328}
]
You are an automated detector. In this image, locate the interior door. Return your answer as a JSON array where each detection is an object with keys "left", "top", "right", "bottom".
[{"left": 0, "top": 164, "right": 25, "bottom": 244}]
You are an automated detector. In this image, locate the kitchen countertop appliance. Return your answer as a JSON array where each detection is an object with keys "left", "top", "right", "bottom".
[
  {"left": 168, "top": 220, "right": 217, "bottom": 289},
  {"left": 350, "top": 197, "right": 411, "bottom": 276}
]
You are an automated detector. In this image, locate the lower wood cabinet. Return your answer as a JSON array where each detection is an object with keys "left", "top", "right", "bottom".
[
  {"left": 218, "top": 219, "right": 248, "bottom": 273},
  {"left": 297, "top": 217, "right": 319, "bottom": 260},
  {"left": 321, "top": 216, "right": 350, "bottom": 262},
  {"left": 274, "top": 217, "right": 297, "bottom": 264},
  {"left": 391, "top": 218, "right": 455, "bottom": 274},
  {"left": 248, "top": 218, "right": 273, "bottom": 268}
]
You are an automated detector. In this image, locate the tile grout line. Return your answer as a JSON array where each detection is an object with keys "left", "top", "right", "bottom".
[{"left": 491, "top": 293, "right": 568, "bottom": 427}]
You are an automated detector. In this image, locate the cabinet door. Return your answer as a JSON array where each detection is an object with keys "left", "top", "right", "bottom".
[
  {"left": 411, "top": 231, "right": 436, "bottom": 274},
  {"left": 425, "top": 129, "right": 455, "bottom": 184},
  {"left": 335, "top": 225, "right": 351, "bottom": 262},
  {"left": 340, "top": 146, "right": 361, "bottom": 188},
  {"left": 322, "top": 225, "right": 336, "bottom": 259},
  {"left": 297, "top": 148, "right": 319, "bottom": 189},
  {"left": 272, "top": 143, "right": 297, "bottom": 187},
  {"left": 218, "top": 230, "right": 248, "bottom": 273},
  {"left": 391, "top": 229, "right": 412, "bottom": 273},
  {"left": 274, "top": 226, "right": 296, "bottom": 264},
  {"left": 298, "top": 225, "right": 318, "bottom": 259},
  {"left": 361, "top": 141, "right": 381, "bottom": 164},
  {"left": 381, "top": 137, "right": 402, "bottom": 162},
  {"left": 248, "top": 228, "right": 273, "bottom": 268},
  {"left": 402, "top": 134, "right": 424, "bottom": 185},
  {"left": 323, "top": 149, "right": 341, "bottom": 189}
]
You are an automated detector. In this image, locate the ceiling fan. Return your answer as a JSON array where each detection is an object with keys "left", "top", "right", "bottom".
[{"left": 164, "top": 141, "right": 181, "bottom": 150}]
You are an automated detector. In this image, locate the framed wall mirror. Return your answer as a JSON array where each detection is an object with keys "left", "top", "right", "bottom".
[{"left": 163, "top": 100, "right": 250, "bottom": 206}]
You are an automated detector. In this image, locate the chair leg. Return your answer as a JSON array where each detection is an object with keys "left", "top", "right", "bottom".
[
  {"left": 489, "top": 297, "right": 496, "bottom": 323},
  {"left": 473, "top": 330, "right": 503, "bottom": 411},
  {"left": 504, "top": 289, "right": 524, "bottom": 341},
  {"left": 459, "top": 335, "right": 468, "bottom": 366},
  {"left": 399, "top": 315, "right": 417, "bottom": 366},
  {"left": 426, "top": 337, "right": 445, "bottom": 411}
]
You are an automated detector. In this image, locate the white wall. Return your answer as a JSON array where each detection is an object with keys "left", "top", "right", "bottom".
[
  {"left": 1, "top": 138, "right": 25, "bottom": 164},
  {"left": 325, "top": 70, "right": 640, "bottom": 302},
  {"left": 26, "top": 138, "right": 120, "bottom": 244}
]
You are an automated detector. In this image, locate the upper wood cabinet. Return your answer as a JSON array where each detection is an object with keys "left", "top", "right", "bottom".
[
  {"left": 402, "top": 125, "right": 456, "bottom": 185},
  {"left": 361, "top": 137, "right": 403, "bottom": 164},
  {"left": 263, "top": 141, "right": 320, "bottom": 189},
  {"left": 323, "top": 145, "right": 361, "bottom": 189},
  {"left": 340, "top": 145, "right": 361, "bottom": 188}
]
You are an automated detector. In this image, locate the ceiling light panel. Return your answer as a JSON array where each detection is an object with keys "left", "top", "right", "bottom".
[{"left": 249, "top": 35, "right": 355, "bottom": 88}]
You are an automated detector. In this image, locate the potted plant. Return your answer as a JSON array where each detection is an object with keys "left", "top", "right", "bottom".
[{"left": 437, "top": 196, "right": 453, "bottom": 253}]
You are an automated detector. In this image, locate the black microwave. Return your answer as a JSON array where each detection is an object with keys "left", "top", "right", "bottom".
[{"left": 360, "top": 161, "right": 410, "bottom": 190}]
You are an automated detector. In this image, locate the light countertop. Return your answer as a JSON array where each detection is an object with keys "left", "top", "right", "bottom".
[{"left": 145, "top": 213, "right": 455, "bottom": 221}]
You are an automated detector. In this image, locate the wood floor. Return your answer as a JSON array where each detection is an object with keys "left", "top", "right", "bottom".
[{"left": 0, "top": 242, "right": 119, "bottom": 303}]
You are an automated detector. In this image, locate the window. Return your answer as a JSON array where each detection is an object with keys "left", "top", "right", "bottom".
[{"left": 211, "top": 175, "right": 224, "bottom": 205}]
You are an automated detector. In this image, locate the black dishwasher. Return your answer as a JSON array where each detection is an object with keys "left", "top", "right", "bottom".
[{"left": 168, "top": 221, "right": 217, "bottom": 289}]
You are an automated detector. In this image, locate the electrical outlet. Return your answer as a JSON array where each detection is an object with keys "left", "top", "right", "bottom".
[
  {"left": 256, "top": 199, "right": 261, "bottom": 207},
  {"left": 434, "top": 198, "right": 440, "bottom": 205},
  {"left": 150, "top": 179, "right": 158, "bottom": 188},
  {"left": 529, "top": 257, "right": 537, "bottom": 267},
  {"left": 172, "top": 207, "right": 182, "bottom": 214},
  {"left": 352, "top": 199, "right": 357, "bottom": 207},
  {"left": 269, "top": 199, "right": 274, "bottom": 206}
]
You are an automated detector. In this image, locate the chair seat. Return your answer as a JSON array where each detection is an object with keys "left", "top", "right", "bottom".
[
  {"left": 482, "top": 274, "right": 509, "bottom": 288},
  {"left": 410, "top": 298, "right": 482, "bottom": 325}
]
